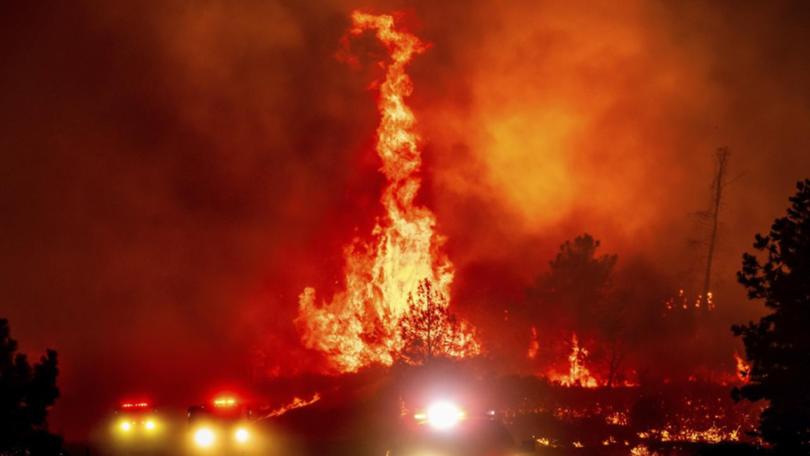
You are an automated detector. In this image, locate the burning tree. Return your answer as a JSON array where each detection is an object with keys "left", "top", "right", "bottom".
[
  {"left": 555, "top": 333, "right": 598, "bottom": 388},
  {"left": 732, "top": 179, "right": 810, "bottom": 451},
  {"left": 296, "top": 11, "right": 479, "bottom": 372},
  {"left": 398, "top": 280, "right": 478, "bottom": 365}
]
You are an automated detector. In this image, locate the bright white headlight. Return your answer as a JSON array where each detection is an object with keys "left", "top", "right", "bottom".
[
  {"left": 194, "top": 427, "right": 216, "bottom": 448},
  {"left": 425, "top": 401, "right": 464, "bottom": 430},
  {"left": 234, "top": 427, "right": 250, "bottom": 444},
  {"left": 118, "top": 420, "right": 133, "bottom": 433}
]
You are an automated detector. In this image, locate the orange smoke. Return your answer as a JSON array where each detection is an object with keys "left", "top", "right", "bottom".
[{"left": 296, "top": 11, "right": 478, "bottom": 372}]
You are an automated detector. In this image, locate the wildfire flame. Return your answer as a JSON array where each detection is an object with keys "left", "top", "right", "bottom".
[
  {"left": 554, "top": 333, "right": 598, "bottom": 388},
  {"left": 527, "top": 326, "right": 540, "bottom": 360},
  {"left": 263, "top": 393, "right": 322, "bottom": 419},
  {"left": 296, "top": 11, "right": 479, "bottom": 372},
  {"left": 734, "top": 352, "right": 750, "bottom": 384}
]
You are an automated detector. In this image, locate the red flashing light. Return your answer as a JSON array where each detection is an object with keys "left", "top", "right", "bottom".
[{"left": 121, "top": 401, "right": 150, "bottom": 409}]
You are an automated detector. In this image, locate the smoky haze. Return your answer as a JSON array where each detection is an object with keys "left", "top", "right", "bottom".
[{"left": 1, "top": 0, "right": 808, "bottom": 440}]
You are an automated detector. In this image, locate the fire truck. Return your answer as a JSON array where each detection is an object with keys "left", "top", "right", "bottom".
[
  {"left": 185, "top": 395, "right": 264, "bottom": 454},
  {"left": 109, "top": 400, "right": 168, "bottom": 452},
  {"left": 389, "top": 398, "right": 516, "bottom": 456}
]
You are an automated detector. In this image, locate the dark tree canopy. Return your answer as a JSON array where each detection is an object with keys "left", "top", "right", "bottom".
[
  {"left": 541, "top": 234, "right": 617, "bottom": 300},
  {"left": 529, "top": 233, "right": 618, "bottom": 328},
  {"left": 0, "top": 318, "right": 62, "bottom": 455},
  {"left": 526, "top": 234, "right": 623, "bottom": 379},
  {"left": 732, "top": 179, "right": 810, "bottom": 451}
]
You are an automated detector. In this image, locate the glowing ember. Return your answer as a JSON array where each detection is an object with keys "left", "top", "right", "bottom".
[
  {"left": 630, "top": 445, "right": 659, "bottom": 456},
  {"left": 554, "top": 333, "right": 598, "bottom": 388},
  {"left": 535, "top": 437, "right": 552, "bottom": 447},
  {"left": 296, "top": 11, "right": 479, "bottom": 372},
  {"left": 641, "top": 426, "right": 741, "bottom": 444},
  {"left": 664, "top": 289, "right": 715, "bottom": 312},
  {"left": 605, "top": 411, "right": 629, "bottom": 426}
]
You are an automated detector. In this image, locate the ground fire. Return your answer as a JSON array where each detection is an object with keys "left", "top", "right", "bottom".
[
  {"left": 262, "top": 393, "right": 322, "bottom": 419},
  {"left": 296, "top": 11, "right": 479, "bottom": 373}
]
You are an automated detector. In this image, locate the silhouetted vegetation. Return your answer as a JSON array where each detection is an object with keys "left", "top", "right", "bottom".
[
  {"left": 527, "top": 234, "right": 634, "bottom": 384},
  {"left": 0, "top": 318, "right": 63, "bottom": 455},
  {"left": 630, "top": 394, "right": 667, "bottom": 431},
  {"left": 733, "top": 179, "right": 810, "bottom": 451},
  {"left": 530, "top": 234, "right": 618, "bottom": 326},
  {"left": 398, "top": 280, "right": 474, "bottom": 365}
]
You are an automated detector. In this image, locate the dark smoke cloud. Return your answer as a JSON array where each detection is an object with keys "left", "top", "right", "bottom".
[{"left": 1, "top": 0, "right": 808, "bottom": 439}]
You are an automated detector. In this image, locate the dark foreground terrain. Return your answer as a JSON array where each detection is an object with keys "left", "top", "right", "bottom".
[{"left": 61, "top": 366, "right": 767, "bottom": 456}]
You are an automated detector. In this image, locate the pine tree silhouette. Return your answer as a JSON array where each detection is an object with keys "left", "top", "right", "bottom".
[{"left": 732, "top": 179, "right": 810, "bottom": 451}]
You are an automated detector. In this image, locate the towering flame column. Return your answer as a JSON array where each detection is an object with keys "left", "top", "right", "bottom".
[{"left": 296, "top": 11, "right": 474, "bottom": 372}]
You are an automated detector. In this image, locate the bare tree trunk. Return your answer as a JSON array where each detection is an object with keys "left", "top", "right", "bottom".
[
  {"left": 703, "top": 148, "right": 729, "bottom": 302},
  {"left": 606, "top": 338, "right": 622, "bottom": 388}
]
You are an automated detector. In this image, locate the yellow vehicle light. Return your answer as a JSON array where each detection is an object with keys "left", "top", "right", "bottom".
[
  {"left": 119, "top": 420, "right": 133, "bottom": 432},
  {"left": 213, "top": 396, "right": 238, "bottom": 407}
]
